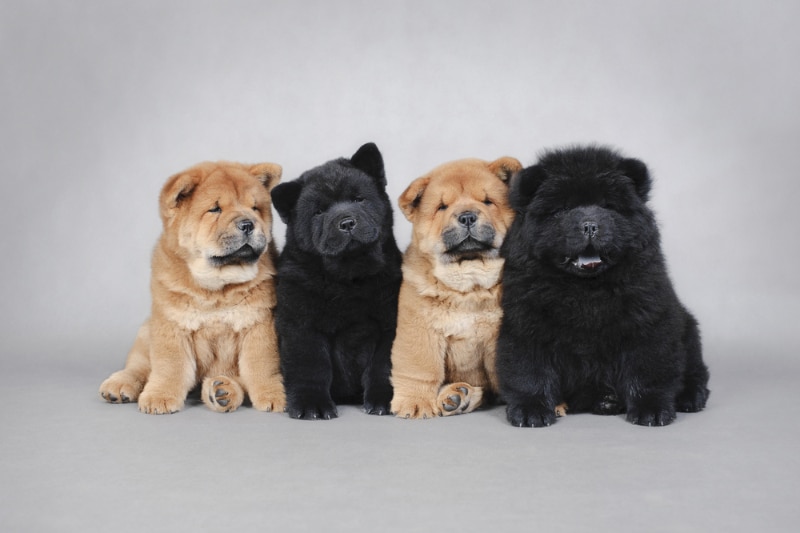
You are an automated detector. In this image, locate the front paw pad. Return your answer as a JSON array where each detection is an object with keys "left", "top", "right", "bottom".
[
  {"left": 202, "top": 377, "right": 244, "bottom": 413},
  {"left": 437, "top": 383, "right": 483, "bottom": 416}
]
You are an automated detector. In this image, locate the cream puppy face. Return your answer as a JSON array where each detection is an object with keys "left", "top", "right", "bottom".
[
  {"left": 159, "top": 161, "right": 281, "bottom": 290},
  {"left": 399, "top": 157, "right": 520, "bottom": 265}
]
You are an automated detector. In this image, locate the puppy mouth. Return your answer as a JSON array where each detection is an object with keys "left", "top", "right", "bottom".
[
  {"left": 445, "top": 236, "right": 495, "bottom": 260},
  {"left": 210, "top": 244, "right": 264, "bottom": 266},
  {"left": 571, "top": 253, "right": 603, "bottom": 271},
  {"left": 562, "top": 246, "right": 607, "bottom": 275}
]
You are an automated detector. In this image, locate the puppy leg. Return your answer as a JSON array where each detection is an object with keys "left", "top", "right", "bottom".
[
  {"left": 137, "top": 320, "right": 196, "bottom": 415},
  {"left": 280, "top": 328, "right": 338, "bottom": 420},
  {"left": 202, "top": 376, "right": 244, "bottom": 413},
  {"left": 390, "top": 303, "right": 445, "bottom": 419},
  {"left": 99, "top": 321, "right": 151, "bottom": 404},
  {"left": 362, "top": 335, "right": 394, "bottom": 416},
  {"left": 438, "top": 382, "right": 483, "bottom": 416},
  {"left": 675, "top": 314, "right": 710, "bottom": 413},
  {"left": 239, "top": 320, "right": 286, "bottom": 413}
]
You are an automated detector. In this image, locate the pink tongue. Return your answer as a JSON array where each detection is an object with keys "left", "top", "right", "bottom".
[{"left": 576, "top": 254, "right": 602, "bottom": 269}]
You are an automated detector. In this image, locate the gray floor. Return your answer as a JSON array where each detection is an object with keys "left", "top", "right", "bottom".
[{"left": 2, "top": 344, "right": 797, "bottom": 532}]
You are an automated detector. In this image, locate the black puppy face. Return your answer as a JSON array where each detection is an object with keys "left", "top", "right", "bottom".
[
  {"left": 509, "top": 146, "right": 657, "bottom": 277},
  {"left": 272, "top": 143, "right": 391, "bottom": 258},
  {"left": 296, "top": 171, "right": 387, "bottom": 256}
]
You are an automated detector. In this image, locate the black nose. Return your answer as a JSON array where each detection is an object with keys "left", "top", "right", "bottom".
[
  {"left": 338, "top": 216, "right": 356, "bottom": 232},
  {"left": 582, "top": 221, "right": 599, "bottom": 238},
  {"left": 237, "top": 219, "right": 255, "bottom": 235},
  {"left": 457, "top": 211, "right": 478, "bottom": 228}
]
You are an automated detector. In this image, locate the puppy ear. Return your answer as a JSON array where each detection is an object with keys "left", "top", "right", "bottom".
[
  {"left": 509, "top": 164, "right": 548, "bottom": 212},
  {"left": 249, "top": 163, "right": 282, "bottom": 192},
  {"left": 270, "top": 180, "right": 302, "bottom": 224},
  {"left": 159, "top": 168, "right": 203, "bottom": 222},
  {"left": 619, "top": 158, "right": 651, "bottom": 201},
  {"left": 398, "top": 176, "right": 430, "bottom": 222},
  {"left": 350, "top": 142, "right": 386, "bottom": 187},
  {"left": 487, "top": 156, "right": 523, "bottom": 183}
]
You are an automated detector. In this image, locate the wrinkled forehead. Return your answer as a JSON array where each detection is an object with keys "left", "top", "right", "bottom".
[
  {"left": 425, "top": 169, "right": 504, "bottom": 203},
  {"left": 199, "top": 170, "right": 268, "bottom": 203}
]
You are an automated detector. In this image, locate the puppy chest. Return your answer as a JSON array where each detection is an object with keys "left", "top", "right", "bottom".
[
  {"left": 166, "top": 303, "right": 266, "bottom": 332},
  {"left": 436, "top": 305, "right": 501, "bottom": 339},
  {"left": 192, "top": 327, "right": 244, "bottom": 374}
]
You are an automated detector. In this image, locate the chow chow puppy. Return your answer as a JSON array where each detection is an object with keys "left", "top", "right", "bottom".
[
  {"left": 389, "top": 157, "right": 523, "bottom": 419},
  {"left": 497, "top": 145, "right": 710, "bottom": 427},
  {"left": 270, "top": 143, "right": 402, "bottom": 420},
  {"left": 99, "top": 161, "right": 286, "bottom": 414}
]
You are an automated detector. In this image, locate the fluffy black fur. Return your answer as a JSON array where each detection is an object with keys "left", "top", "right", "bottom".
[
  {"left": 271, "top": 143, "right": 402, "bottom": 420},
  {"left": 497, "top": 146, "right": 710, "bottom": 427}
]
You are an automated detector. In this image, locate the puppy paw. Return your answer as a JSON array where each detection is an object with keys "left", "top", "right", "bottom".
[
  {"left": 286, "top": 392, "right": 338, "bottom": 420},
  {"left": 391, "top": 396, "right": 438, "bottom": 419},
  {"left": 363, "top": 386, "right": 393, "bottom": 416},
  {"left": 626, "top": 401, "right": 676, "bottom": 427},
  {"left": 676, "top": 383, "right": 710, "bottom": 413},
  {"left": 363, "top": 399, "right": 391, "bottom": 416},
  {"left": 506, "top": 401, "right": 558, "bottom": 428},
  {"left": 437, "top": 383, "right": 483, "bottom": 416},
  {"left": 592, "top": 393, "right": 624, "bottom": 415},
  {"left": 99, "top": 372, "right": 143, "bottom": 404},
  {"left": 201, "top": 377, "right": 244, "bottom": 413},
  {"left": 137, "top": 390, "right": 184, "bottom": 415},
  {"left": 250, "top": 388, "right": 286, "bottom": 413}
]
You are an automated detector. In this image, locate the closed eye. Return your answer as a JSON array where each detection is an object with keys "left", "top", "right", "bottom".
[
  {"left": 209, "top": 205, "right": 221, "bottom": 213},
  {"left": 438, "top": 203, "right": 448, "bottom": 211},
  {"left": 483, "top": 197, "right": 493, "bottom": 206}
]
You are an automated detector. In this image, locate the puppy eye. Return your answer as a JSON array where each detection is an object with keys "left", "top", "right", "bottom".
[
  {"left": 252, "top": 205, "right": 260, "bottom": 212},
  {"left": 354, "top": 196, "right": 365, "bottom": 203},
  {"left": 438, "top": 204, "right": 448, "bottom": 211},
  {"left": 483, "top": 198, "right": 493, "bottom": 206},
  {"left": 314, "top": 209, "right": 323, "bottom": 216},
  {"left": 209, "top": 205, "right": 221, "bottom": 214}
]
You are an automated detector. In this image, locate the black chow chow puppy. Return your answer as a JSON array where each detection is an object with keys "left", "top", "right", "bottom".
[
  {"left": 271, "top": 143, "right": 402, "bottom": 420},
  {"left": 497, "top": 146, "right": 710, "bottom": 427}
]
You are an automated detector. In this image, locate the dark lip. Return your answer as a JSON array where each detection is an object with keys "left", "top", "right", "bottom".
[
  {"left": 210, "top": 244, "right": 263, "bottom": 266},
  {"left": 445, "top": 236, "right": 494, "bottom": 257}
]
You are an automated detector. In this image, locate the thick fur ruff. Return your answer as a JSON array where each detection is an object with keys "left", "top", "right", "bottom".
[
  {"left": 99, "top": 161, "right": 285, "bottom": 414},
  {"left": 390, "top": 157, "right": 524, "bottom": 419},
  {"left": 497, "top": 145, "right": 710, "bottom": 427},
  {"left": 271, "top": 143, "right": 402, "bottom": 420}
]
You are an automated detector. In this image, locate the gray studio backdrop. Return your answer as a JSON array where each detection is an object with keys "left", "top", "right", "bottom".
[
  {"left": 1, "top": 1, "right": 798, "bottom": 366},
  {"left": 3, "top": 0, "right": 798, "bottom": 367}
]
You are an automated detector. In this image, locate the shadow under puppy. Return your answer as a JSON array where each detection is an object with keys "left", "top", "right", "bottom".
[
  {"left": 390, "top": 157, "right": 527, "bottom": 419},
  {"left": 271, "top": 143, "right": 402, "bottom": 420},
  {"left": 497, "top": 145, "right": 710, "bottom": 427},
  {"left": 99, "top": 161, "right": 286, "bottom": 414}
]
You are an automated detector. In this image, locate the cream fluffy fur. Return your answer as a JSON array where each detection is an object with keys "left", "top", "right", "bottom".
[
  {"left": 99, "top": 161, "right": 285, "bottom": 414},
  {"left": 390, "top": 157, "right": 521, "bottom": 419}
]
